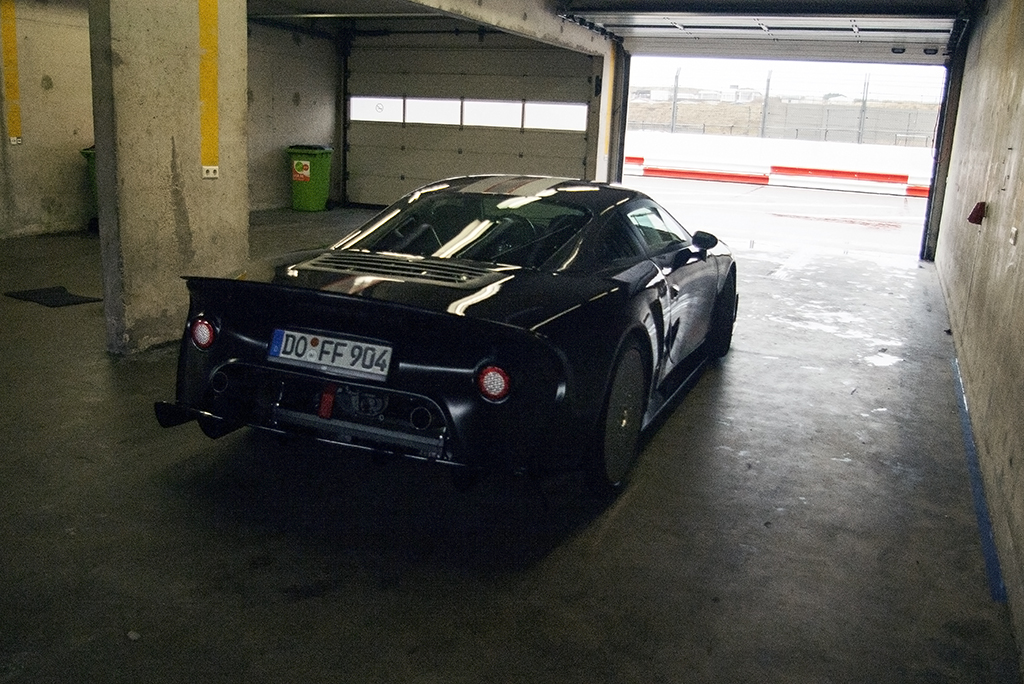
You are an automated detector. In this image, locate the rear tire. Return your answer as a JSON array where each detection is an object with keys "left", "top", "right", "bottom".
[
  {"left": 706, "top": 271, "right": 737, "bottom": 358},
  {"left": 592, "top": 340, "right": 647, "bottom": 492}
]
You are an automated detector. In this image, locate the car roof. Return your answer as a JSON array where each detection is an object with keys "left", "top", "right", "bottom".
[{"left": 423, "top": 175, "right": 643, "bottom": 214}]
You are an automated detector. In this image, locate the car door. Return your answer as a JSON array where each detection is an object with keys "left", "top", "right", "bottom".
[{"left": 622, "top": 201, "right": 719, "bottom": 368}]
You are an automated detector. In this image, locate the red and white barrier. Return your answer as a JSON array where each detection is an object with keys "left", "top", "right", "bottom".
[
  {"left": 625, "top": 157, "right": 929, "bottom": 197},
  {"left": 623, "top": 132, "right": 934, "bottom": 198}
]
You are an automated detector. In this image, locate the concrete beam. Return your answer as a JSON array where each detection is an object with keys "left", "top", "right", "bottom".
[
  {"left": 405, "top": 0, "right": 616, "bottom": 57},
  {"left": 89, "top": 0, "right": 249, "bottom": 353}
]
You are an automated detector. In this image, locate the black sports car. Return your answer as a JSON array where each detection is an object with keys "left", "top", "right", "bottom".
[{"left": 155, "top": 175, "right": 737, "bottom": 490}]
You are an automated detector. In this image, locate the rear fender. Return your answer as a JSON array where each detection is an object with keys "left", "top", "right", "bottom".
[{"left": 531, "top": 284, "right": 657, "bottom": 459}]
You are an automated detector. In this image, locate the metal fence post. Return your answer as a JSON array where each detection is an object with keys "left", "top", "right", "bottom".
[{"left": 759, "top": 70, "right": 772, "bottom": 137}]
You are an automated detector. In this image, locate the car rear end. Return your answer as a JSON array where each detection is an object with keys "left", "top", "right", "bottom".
[{"left": 156, "top": 276, "right": 572, "bottom": 472}]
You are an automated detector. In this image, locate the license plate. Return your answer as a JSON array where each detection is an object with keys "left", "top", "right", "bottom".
[{"left": 268, "top": 329, "right": 392, "bottom": 380}]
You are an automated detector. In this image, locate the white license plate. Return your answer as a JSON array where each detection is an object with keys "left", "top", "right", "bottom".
[{"left": 268, "top": 329, "right": 391, "bottom": 380}]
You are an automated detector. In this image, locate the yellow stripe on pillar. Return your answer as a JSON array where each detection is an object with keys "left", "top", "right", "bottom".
[
  {"left": 198, "top": 0, "right": 218, "bottom": 177},
  {"left": 0, "top": 0, "right": 22, "bottom": 144}
]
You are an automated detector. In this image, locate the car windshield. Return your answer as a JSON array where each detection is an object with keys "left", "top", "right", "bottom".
[{"left": 335, "top": 190, "right": 592, "bottom": 269}]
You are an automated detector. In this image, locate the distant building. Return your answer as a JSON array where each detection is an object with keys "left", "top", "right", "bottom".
[
  {"left": 731, "top": 88, "right": 760, "bottom": 103},
  {"left": 629, "top": 86, "right": 761, "bottom": 103}
]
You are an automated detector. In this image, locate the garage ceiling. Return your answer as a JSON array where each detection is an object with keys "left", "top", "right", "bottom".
[{"left": 248, "top": 0, "right": 970, "bottom": 66}]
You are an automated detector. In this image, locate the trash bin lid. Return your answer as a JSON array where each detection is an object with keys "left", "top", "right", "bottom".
[{"left": 287, "top": 144, "right": 332, "bottom": 152}]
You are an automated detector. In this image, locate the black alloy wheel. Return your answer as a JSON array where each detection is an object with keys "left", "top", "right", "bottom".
[
  {"left": 707, "top": 271, "right": 737, "bottom": 358},
  {"left": 595, "top": 340, "right": 647, "bottom": 491}
]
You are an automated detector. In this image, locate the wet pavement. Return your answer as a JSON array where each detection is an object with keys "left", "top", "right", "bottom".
[{"left": 0, "top": 182, "right": 1019, "bottom": 683}]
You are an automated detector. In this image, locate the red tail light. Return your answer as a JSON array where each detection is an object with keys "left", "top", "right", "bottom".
[
  {"left": 477, "top": 365, "right": 510, "bottom": 402},
  {"left": 190, "top": 318, "right": 216, "bottom": 350}
]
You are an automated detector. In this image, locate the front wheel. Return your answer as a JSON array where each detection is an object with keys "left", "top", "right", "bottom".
[
  {"left": 706, "top": 271, "right": 737, "bottom": 358},
  {"left": 592, "top": 341, "right": 648, "bottom": 492}
]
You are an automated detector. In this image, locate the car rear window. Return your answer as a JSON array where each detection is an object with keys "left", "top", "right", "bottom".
[{"left": 339, "top": 192, "right": 592, "bottom": 269}]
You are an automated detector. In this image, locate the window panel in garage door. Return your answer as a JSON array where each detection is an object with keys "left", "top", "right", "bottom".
[{"left": 347, "top": 45, "right": 595, "bottom": 205}]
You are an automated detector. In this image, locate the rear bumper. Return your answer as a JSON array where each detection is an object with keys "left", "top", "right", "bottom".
[
  {"left": 155, "top": 399, "right": 453, "bottom": 462},
  {"left": 156, "top": 361, "right": 456, "bottom": 463}
]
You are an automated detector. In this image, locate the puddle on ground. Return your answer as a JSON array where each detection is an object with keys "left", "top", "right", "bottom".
[{"left": 864, "top": 352, "right": 903, "bottom": 367}]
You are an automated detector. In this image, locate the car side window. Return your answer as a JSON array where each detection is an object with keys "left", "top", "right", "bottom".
[
  {"left": 626, "top": 204, "right": 691, "bottom": 254},
  {"left": 553, "top": 211, "right": 643, "bottom": 272},
  {"left": 597, "top": 213, "right": 645, "bottom": 263}
]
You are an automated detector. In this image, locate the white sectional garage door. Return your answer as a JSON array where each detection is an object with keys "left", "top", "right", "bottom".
[{"left": 347, "top": 40, "right": 598, "bottom": 205}]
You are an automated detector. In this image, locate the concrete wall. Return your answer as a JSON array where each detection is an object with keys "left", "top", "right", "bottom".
[
  {"left": 0, "top": 11, "right": 339, "bottom": 229},
  {"left": 0, "top": 0, "right": 93, "bottom": 237},
  {"left": 934, "top": 0, "right": 1024, "bottom": 660},
  {"left": 0, "top": 6, "right": 603, "bottom": 223},
  {"left": 247, "top": 23, "right": 337, "bottom": 211}
]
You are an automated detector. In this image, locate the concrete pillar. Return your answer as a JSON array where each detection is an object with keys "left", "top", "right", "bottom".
[
  {"left": 604, "top": 44, "right": 630, "bottom": 183},
  {"left": 88, "top": 0, "right": 248, "bottom": 353},
  {"left": 592, "top": 42, "right": 630, "bottom": 183}
]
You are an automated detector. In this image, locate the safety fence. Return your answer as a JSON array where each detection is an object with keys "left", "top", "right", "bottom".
[{"left": 627, "top": 100, "right": 940, "bottom": 148}]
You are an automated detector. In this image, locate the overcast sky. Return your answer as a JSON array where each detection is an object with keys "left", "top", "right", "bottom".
[{"left": 630, "top": 56, "right": 948, "bottom": 103}]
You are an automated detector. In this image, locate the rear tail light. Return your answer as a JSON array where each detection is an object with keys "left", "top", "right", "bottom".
[
  {"left": 190, "top": 318, "right": 216, "bottom": 350},
  {"left": 477, "top": 365, "right": 510, "bottom": 402}
]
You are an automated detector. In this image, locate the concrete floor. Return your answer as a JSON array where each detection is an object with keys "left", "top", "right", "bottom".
[{"left": 1, "top": 186, "right": 1021, "bottom": 683}]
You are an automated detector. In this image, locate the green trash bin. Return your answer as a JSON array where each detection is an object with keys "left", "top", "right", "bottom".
[{"left": 287, "top": 144, "right": 332, "bottom": 211}]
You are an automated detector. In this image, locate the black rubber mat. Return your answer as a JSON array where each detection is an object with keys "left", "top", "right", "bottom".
[{"left": 4, "top": 286, "right": 102, "bottom": 307}]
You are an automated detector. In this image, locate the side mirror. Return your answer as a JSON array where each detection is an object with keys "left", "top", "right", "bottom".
[{"left": 692, "top": 231, "right": 719, "bottom": 250}]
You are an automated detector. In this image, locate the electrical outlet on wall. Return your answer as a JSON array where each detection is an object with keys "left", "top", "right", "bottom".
[{"left": 202, "top": 166, "right": 219, "bottom": 179}]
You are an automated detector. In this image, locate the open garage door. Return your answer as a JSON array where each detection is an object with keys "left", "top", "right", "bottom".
[
  {"left": 557, "top": 2, "right": 967, "bottom": 258},
  {"left": 346, "top": 34, "right": 599, "bottom": 205}
]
